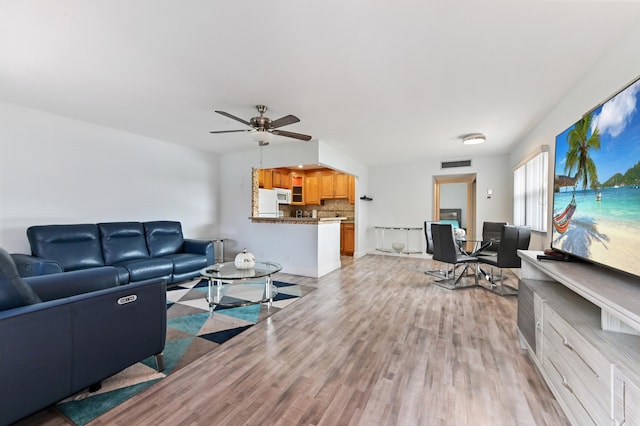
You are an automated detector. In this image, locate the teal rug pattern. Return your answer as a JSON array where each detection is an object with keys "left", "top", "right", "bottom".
[{"left": 55, "top": 279, "right": 315, "bottom": 425}]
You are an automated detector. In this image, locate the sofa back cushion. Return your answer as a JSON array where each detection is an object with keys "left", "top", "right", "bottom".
[
  {"left": 98, "top": 222, "right": 149, "bottom": 265},
  {"left": 27, "top": 224, "right": 104, "bottom": 271},
  {"left": 0, "top": 247, "right": 41, "bottom": 310},
  {"left": 144, "top": 221, "right": 184, "bottom": 257}
]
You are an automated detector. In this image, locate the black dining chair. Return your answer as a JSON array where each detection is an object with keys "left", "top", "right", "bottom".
[
  {"left": 478, "top": 221, "right": 507, "bottom": 256},
  {"left": 430, "top": 223, "right": 478, "bottom": 290},
  {"left": 477, "top": 225, "right": 531, "bottom": 296}
]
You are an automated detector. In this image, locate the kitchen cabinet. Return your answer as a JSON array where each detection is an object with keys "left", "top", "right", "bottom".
[
  {"left": 348, "top": 175, "right": 355, "bottom": 204},
  {"left": 340, "top": 223, "right": 354, "bottom": 256},
  {"left": 334, "top": 174, "right": 349, "bottom": 198},
  {"left": 305, "top": 175, "right": 320, "bottom": 205},
  {"left": 258, "top": 169, "right": 273, "bottom": 189},
  {"left": 291, "top": 174, "right": 304, "bottom": 205},
  {"left": 272, "top": 169, "right": 291, "bottom": 189},
  {"left": 320, "top": 171, "right": 350, "bottom": 200}
]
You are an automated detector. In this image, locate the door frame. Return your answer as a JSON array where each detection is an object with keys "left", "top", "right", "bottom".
[{"left": 433, "top": 173, "right": 477, "bottom": 242}]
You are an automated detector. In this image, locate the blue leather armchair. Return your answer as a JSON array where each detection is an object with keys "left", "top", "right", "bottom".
[
  {"left": 12, "top": 220, "right": 213, "bottom": 284},
  {"left": 0, "top": 247, "right": 166, "bottom": 424}
]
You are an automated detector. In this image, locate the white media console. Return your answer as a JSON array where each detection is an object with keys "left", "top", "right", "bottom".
[{"left": 517, "top": 250, "right": 640, "bottom": 426}]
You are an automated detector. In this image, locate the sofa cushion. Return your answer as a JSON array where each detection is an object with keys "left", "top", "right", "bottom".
[
  {"left": 161, "top": 253, "right": 208, "bottom": 274},
  {"left": 98, "top": 222, "right": 149, "bottom": 265},
  {"left": 27, "top": 224, "right": 104, "bottom": 271},
  {"left": 144, "top": 221, "right": 184, "bottom": 258},
  {"left": 0, "top": 248, "right": 41, "bottom": 310},
  {"left": 113, "top": 258, "right": 173, "bottom": 282}
]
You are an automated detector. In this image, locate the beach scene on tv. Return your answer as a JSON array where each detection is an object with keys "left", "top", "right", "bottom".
[{"left": 553, "top": 78, "right": 640, "bottom": 276}]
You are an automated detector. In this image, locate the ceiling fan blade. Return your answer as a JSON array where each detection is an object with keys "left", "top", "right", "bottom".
[
  {"left": 214, "top": 110, "right": 251, "bottom": 127},
  {"left": 270, "top": 114, "right": 300, "bottom": 129},
  {"left": 209, "top": 129, "right": 251, "bottom": 134},
  {"left": 272, "top": 129, "right": 312, "bottom": 141}
]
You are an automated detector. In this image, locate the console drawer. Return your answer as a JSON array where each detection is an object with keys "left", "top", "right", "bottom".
[
  {"left": 543, "top": 334, "right": 611, "bottom": 426},
  {"left": 542, "top": 304, "right": 612, "bottom": 425},
  {"left": 543, "top": 304, "right": 611, "bottom": 395}
]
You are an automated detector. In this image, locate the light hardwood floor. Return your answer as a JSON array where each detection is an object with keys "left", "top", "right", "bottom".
[{"left": 19, "top": 254, "right": 569, "bottom": 426}]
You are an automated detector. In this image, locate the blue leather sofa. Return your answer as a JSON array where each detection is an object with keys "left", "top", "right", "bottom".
[
  {"left": 12, "top": 221, "right": 214, "bottom": 285},
  {"left": 0, "top": 247, "right": 166, "bottom": 424}
]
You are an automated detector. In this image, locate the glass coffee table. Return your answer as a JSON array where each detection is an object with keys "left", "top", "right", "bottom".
[{"left": 199, "top": 261, "right": 282, "bottom": 310}]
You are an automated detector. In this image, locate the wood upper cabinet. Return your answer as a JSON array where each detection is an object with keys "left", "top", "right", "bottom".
[
  {"left": 320, "top": 171, "right": 350, "bottom": 200},
  {"left": 320, "top": 174, "right": 334, "bottom": 199},
  {"left": 333, "top": 174, "right": 349, "bottom": 199},
  {"left": 273, "top": 169, "right": 291, "bottom": 189},
  {"left": 258, "top": 169, "right": 273, "bottom": 189},
  {"left": 305, "top": 174, "right": 320, "bottom": 205},
  {"left": 291, "top": 173, "right": 304, "bottom": 204},
  {"left": 348, "top": 175, "right": 356, "bottom": 204}
]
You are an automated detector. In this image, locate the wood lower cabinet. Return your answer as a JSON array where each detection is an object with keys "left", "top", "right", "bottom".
[{"left": 340, "top": 223, "right": 354, "bottom": 256}]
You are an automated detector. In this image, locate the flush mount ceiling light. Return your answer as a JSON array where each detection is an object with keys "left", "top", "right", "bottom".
[{"left": 462, "top": 133, "right": 486, "bottom": 145}]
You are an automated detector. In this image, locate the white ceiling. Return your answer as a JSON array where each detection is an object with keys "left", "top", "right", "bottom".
[{"left": 2, "top": 1, "right": 640, "bottom": 166}]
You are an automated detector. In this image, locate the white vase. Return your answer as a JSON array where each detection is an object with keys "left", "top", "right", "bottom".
[{"left": 234, "top": 249, "right": 256, "bottom": 269}]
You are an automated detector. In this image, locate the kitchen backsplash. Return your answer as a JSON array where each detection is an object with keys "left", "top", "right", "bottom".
[{"left": 280, "top": 199, "right": 355, "bottom": 220}]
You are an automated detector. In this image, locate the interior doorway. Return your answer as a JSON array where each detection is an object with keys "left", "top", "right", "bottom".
[{"left": 433, "top": 173, "right": 477, "bottom": 243}]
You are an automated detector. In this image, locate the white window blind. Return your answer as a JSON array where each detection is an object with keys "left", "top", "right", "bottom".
[{"left": 513, "top": 149, "right": 548, "bottom": 232}]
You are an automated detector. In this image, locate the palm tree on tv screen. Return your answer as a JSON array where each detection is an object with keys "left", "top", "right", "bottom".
[{"left": 564, "top": 113, "right": 601, "bottom": 190}]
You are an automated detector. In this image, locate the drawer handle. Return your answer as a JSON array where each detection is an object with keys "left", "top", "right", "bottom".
[
  {"left": 548, "top": 359, "right": 598, "bottom": 425},
  {"left": 548, "top": 323, "right": 599, "bottom": 378},
  {"left": 561, "top": 337, "right": 599, "bottom": 378}
]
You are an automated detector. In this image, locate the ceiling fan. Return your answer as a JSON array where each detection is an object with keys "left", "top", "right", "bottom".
[{"left": 210, "top": 105, "right": 312, "bottom": 146}]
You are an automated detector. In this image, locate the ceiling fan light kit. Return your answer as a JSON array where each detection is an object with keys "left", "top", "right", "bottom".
[
  {"left": 252, "top": 130, "right": 273, "bottom": 146},
  {"left": 462, "top": 133, "right": 486, "bottom": 145},
  {"left": 210, "top": 105, "right": 312, "bottom": 145}
]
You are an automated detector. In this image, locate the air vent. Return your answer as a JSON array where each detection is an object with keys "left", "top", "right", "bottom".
[{"left": 441, "top": 159, "right": 472, "bottom": 169}]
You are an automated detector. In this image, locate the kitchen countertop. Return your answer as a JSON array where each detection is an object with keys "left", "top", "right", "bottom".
[{"left": 250, "top": 217, "right": 351, "bottom": 224}]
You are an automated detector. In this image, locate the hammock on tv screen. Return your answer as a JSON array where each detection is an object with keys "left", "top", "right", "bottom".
[{"left": 553, "top": 193, "right": 576, "bottom": 234}]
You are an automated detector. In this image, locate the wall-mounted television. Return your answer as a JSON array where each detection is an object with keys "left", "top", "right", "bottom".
[{"left": 552, "top": 75, "right": 640, "bottom": 277}]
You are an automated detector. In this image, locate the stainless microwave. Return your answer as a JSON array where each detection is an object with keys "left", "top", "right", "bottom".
[{"left": 275, "top": 188, "right": 292, "bottom": 204}]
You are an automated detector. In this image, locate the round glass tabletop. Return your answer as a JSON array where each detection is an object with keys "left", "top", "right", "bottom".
[{"left": 200, "top": 261, "right": 282, "bottom": 281}]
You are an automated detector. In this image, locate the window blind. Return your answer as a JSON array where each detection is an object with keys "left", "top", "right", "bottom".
[{"left": 513, "top": 149, "right": 548, "bottom": 232}]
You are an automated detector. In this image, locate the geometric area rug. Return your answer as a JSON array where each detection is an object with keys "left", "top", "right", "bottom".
[{"left": 55, "top": 279, "right": 315, "bottom": 426}]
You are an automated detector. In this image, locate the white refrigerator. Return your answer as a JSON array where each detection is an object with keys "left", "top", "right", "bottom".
[{"left": 258, "top": 188, "right": 278, "bottom": 217}]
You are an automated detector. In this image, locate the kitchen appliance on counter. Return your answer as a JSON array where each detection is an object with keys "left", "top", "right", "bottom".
[
  {"left": 258, "top": 188, "right": 278, "bottom": 217},
  {"left": 275, "top": 188, "right": 292, "bottom": 205}
]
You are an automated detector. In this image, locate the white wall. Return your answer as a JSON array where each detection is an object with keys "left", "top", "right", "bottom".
[
  {"left": 510, "top": 20, "right": 640, "bottom": 251},
  {"left": 0, "top": 101, "right": 220, "bottom": 253},
  {"left": 367, "top": 154, "right": 512, "bottom": 252}
]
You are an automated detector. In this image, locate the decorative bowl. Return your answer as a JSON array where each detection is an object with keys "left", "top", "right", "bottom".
[{"left": 391, "top": 242, "right": 405, "bottom": 253}]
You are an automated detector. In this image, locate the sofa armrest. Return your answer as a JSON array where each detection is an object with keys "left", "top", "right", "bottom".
[
  {"left": 0, "top": 298, "right": 74, "bottom": 424},
  {"left": 11, "top": 254, "right": 63, "bottom": 277},
  {"left": 183, "top": 239, "right": 214, "bottom": 264},
  {"left": 70, "top": 278, "right": 167, "bottom": 390},
  {"left": 24, "top": 267, "right": 120, "bottom": 302}
]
